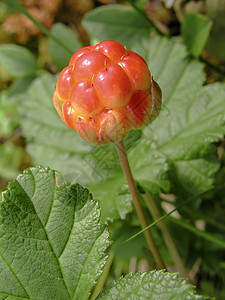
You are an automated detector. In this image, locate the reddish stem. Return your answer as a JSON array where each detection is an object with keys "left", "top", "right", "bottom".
[{"left": 116, "top": 140, "right": 166, "bottom": 269}]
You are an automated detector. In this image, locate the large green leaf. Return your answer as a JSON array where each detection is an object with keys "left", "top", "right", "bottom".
[
  {"left": 97, "top": 270, "right": 207, "bottom": 299},
  {"left": 82, "top": 4, "right": 152, "bottom": 46},
  {"left": 128, "top": 140, "right": 170, "bottom": 194},
  {"left": 0, "top": 166, "right": 109, "bottom": 299},
  {"left": 170, "top": 153, "right": 219, "bottom": 198},
  {"left": 49, "top": 23, "right": 82, "bottom": 71},
  {"left": 89, "top": 172, "right": 133, "bottom": 222},
  {"left": 132, "top": 36, "right": 225, "bottom": 158},
  {"left": 0, "top": 44, "right": 37, "bottom": 78},
  {"left": 132, "top": 36, "right": 205, "bottom": 111},
  {"left": 131, "top": 35, "right": 224, "bottom": 196}
]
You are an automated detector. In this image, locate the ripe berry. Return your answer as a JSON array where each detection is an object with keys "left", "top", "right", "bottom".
[{"left": 53, "top": 40, "right": 162, "bottom": 145}]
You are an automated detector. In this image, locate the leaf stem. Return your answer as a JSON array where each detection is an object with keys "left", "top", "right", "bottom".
[
  {"left": 115, "top": 140, "right": 166, "bottom": 269},
  {"left": 90, "top": 251, "right": 114, "bottom": 300},
  {"left": 143, "top": 193, "right": 187, "bottom": 278}
]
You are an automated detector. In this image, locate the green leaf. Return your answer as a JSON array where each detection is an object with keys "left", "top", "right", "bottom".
[
  {"left": 150, "top": 80, "right": 225, "bottom": 159},
  {"left": 0, "top": 92, "right": 19, "bottom": 138},
  {"left": 7, "top": 77, "right": 35, "bottom": 97},
  {"left": 0, "top": 143, "right": 23, "bottom": 179},
  {"left": 97, "top": 270, "right": 207, "bottom": 299},
  {"left": 131, "top": 35, "right": 225, "bottom": 195},
  {"left": 132, "top": 36, "right": 205, "bottom": 114},
  {"left": 89, "top": 172, "right": 133, "bottom": 222},
  {"left": 49, "top": 23, "right": 82, "bottom": 70},
  {"left": 170, "top": 154, "right": 219, "bottom": 197},
  {"left": 128, "top": 0, "right": 149, "bottom": 11},
  {"left": 111, "top": 222, "right": 147, "bottom": 260},
  {"left": 205, "top": 2, "right": 225, "bottom": 61},
  {"left": 82, "top": 4, "right": 152, "bottom": 46},
  {"left": 0, "top": 166, "right": 109, "bottom": 299},
  {"left": 0, "top": 44, "right": 37, "bottom": 77},
  {"left": 181, "top": 13, "right": 212, "bottom": 57},
  {"left": 128, "top": 140, "right": 170, "bottom": 194}
]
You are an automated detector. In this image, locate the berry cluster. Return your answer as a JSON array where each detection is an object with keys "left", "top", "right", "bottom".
[{"left": 53, "top": 40, "right": 162, "bottom": 144}]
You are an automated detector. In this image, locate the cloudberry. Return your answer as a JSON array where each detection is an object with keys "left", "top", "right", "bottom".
[{"left": 53, "top": 40, "right": 162, "bottom": 145}]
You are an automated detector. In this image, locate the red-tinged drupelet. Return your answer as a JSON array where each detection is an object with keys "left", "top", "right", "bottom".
[{"left": 53, "top": 40, "right": 162, "bottom": 145}]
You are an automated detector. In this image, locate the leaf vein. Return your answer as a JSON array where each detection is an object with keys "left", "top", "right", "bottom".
[
  {"left": 72, "top": 207, "right": 104, "bottom": 299},
  {"left": 15, "top": 179, "right": 72, "bottom": 299},
  {"left": 0, "top": 253, "right": 30, "bottom": 299}
]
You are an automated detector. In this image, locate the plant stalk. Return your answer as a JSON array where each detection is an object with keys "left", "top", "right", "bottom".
[
  {"left": 115, "top": 140, "right": 166, "bottom": 269},
  {"left": 90, "top": 251, "right": 114, "bottom": 300},
  {"left": 143, "top": 193, "right": 187, "bottom": 278}
]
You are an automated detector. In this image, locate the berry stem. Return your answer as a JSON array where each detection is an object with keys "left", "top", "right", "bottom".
[{"left": 115, "top": 140, "right": 166, "bottom": 269}]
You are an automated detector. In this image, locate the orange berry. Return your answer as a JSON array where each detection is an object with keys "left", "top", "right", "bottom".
[
  {"left": 73, "top": 51, "right": 111, "bottom": 82},
  {"left": 94, "top": 40, "right": 127, "bottom": 62},
  {"left": 93, "top": 64, "right": 132, "bottom": 108},
  {"left": 53, "top": 40, "right": 162, "bottom": 145},
  {"left": 70, "top": 81, "right": 104, "bottom": 117},
  {"left": 119, "top": 51, "right": 151, "bottom": 91},
  {"left": 56, "top": 66, "right": 76, "bottom": 102},
  {"left": 62, "top": 102, "right": 78, "bottom": 130},
  {"left": 69, "top": 46, "right": 93, "bottom": 66},
  {"left": 126, "top": 90, "right": 152, "bottom": 129}
]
